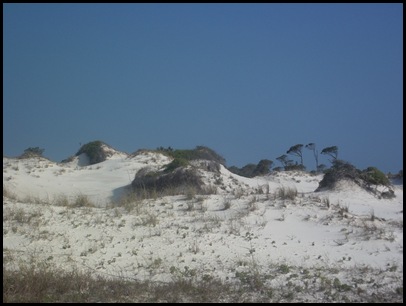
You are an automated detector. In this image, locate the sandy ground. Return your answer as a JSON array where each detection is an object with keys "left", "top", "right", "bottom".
[{"left": 3, "top": 152, "right": 403, "bottom": 301}]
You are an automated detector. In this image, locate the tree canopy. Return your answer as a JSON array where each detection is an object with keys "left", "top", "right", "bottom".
[
  {"left": 286, "top": 144, "right": 304, "bottom": 165},
  {"left": 320, "top": 146, "right": 338, "bottom": 161}
]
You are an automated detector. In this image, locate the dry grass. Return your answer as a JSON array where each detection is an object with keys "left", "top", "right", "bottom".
[
  {"left": 2, "top": 255, "right": 241, "bottom": 303},
  {"left": 3, "top": 260, "right": 149, "bottom": 303},
  {"left": 276, "top": 186, "right": 298, "bottom": 201},
  {"left": 3, "top": 243, "right": 403, "bottom": 303},
  {"left": 3, "top": 185, "right": 17, "bottom": 200},
  {"left": 72, "top": 194, "right": 95, "bottom": 208}
]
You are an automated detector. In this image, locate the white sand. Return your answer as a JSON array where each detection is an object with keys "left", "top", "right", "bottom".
[{"left": 3, "top": 150, "right": 403, "bottom": 300}]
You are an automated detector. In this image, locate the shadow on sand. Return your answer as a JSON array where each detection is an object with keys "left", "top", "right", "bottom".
[{"left": 110, "top": 185, "right": 133, "bottom": 203}]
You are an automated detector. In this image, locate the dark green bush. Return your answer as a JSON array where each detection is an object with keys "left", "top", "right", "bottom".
[
  {"left": 228, "top": 163, "right": 257, "bottom": 178},
  {"left": 252, "top": 159, "right": 273, "bottom": 176},
  {"left": 131, "top": 167, "right": 206, "bottom": 198},
  {"left": 228, "top": 159, "right": 273, "bottom": 178},
  {"left": 162, "top": 146, "right": 226, "bottom": 165},
  {"left": 316, "top": 160, "right": 361, "bottom": 191},
  {"left": 316, "top": 160, "right": 394, "bottom": 198},
  {"left": 76, "top": 141, "right": 107, "bottom": 165}
]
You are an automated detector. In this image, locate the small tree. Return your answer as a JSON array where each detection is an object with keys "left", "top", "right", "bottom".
[
  {"left": 305, "top": 143, "right": 319, "bottom": 171},
  {"left": 287, "top": 144, "right": 304, "bottom": 165},
  {"left": 239, "top": 163, "right": 257, "bottom": 178},
  {"left": 253, "top": 159, "right": 273, "bottom": 176},
  {"left": 276, "top": 154, "right": 293, "bottom": 169},
  {"left": 321, "top": 146, "right": 338, "bottom": 162}
]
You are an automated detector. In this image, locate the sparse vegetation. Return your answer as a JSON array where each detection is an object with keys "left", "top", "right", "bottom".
[
  {"left": 4, "top": 251, "right": 402, "bottom": 303},
  {"left": 60, "top": 155, "right": 75, "bottom": 163},
  {"left": 3, "top": 185, "right": 17, "bottom": 200},
  {"left": 3, "top": 141, "right": 403, "bottom": 303},
  {"left": 276, "top": 186, "right": 298, "bottom": 201},
  {"left": 72, "top": 194, "right": 95, "bottom": 208},
  {"left": 19, "top": 147, "right": 45, "bottom": 159},
  {"left": 322, "top": 196, "right": 330, "bottom": 208}
]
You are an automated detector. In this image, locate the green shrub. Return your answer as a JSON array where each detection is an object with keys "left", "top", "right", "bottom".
[
  {"left": 161, "top": 146, "right": 226, "bottom": 165},
  {"left": 316, "top": 160, "right": 360, "bottom": 191},
  {"left": 316, "top": 160, "right": 394, "bottom": 198},
  {"left": 131, "top": 166, "right": 209, "bottom": 198},
  {"left": 361, "top": 167, "right": 390, "bottom": 186},
  {"left": 76, "top": 141, "right": 107, "bottom": 165},
  {"left": 164, "top": 158, "right": 189, "bottom": 173}
]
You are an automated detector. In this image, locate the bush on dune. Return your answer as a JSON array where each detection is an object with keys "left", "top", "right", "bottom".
[
  {"left": 316, "top": 160, "right": 395, "bottom": 198},
  {"left": 164, "top": 158, "right": 190, "bottom": 173},
  {"left": 131, "top": 166, "right": 207, "bottom": 198},
  {"left": 157, "top": 146, "right": 226, "bottom": 166},
  {"left": 75, "top": 140, "right": 109, "bottom": 165},
  {"left": 131, "top": 146, "right": 225, "bottom": 198},
  {"left": 361, "top": 167, "right": 391, "bottom": 187},
  {"left": 316, "top": 160, "right": 360, "bottom": 191},
  {"left": 18, "top": 147, "right": 46, "bottom": 159}
]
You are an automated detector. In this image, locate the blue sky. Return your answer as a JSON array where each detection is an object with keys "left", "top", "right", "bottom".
[{"left": 3, "top": 3, "right": 403, "bottom": 173}]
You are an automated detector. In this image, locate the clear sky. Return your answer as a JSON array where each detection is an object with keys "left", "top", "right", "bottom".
[{"left": 3, "top": 3, "right": 403, "bottom": 173}]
